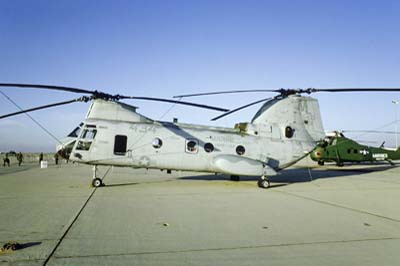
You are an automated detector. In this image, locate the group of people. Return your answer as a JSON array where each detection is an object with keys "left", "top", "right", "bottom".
[
  {"left": 3, "top": 152, "right": 23, "bottom": 167},
  {"left": 3, "top": 152, "right": 61, "bottom": 167}
]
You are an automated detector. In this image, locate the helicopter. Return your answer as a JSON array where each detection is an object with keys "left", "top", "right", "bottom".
[
  {"left": 1, "top": 84, "right": 400, "bottom": 189},
  {"left": 310, "top": 131, "right": 400, "bottom": 166}
]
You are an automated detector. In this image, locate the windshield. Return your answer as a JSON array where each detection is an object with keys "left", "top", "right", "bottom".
[
  {"left": 68, "top": 122, "right": 83, "bottom": 137},
  {"left": 76, "top": 124, "right": 97, "bottom": 151}
]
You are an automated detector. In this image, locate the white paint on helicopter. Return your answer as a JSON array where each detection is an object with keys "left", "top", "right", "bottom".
[{"left": 58, "top": 94, "right": 325, "bottom": 188}]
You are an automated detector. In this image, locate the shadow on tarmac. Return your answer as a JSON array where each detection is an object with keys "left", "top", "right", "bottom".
[
  {"left": 19, "top": 242, "right": 42, "bottom": 250},
  {"left": 104, "top": 182, "right": 141, "bottom": 188},
  {"left": 103, "top": 179, "right": 174, "bottom": 188},
  {"left": 179, "top": 165, "right": 395, "bottom": 184}
]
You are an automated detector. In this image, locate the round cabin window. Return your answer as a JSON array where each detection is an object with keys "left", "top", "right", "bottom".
[
  {"left": 285, "top": 126, "right": 294, "bottom": 138},
  {"left": 236, "top": 145, "right": 245, "bottom": 155},
  {"left": 204, "top": 142, "right": 214, "bottom": 153},
  {"left": 187, "top": 140, "right": 198, "bottom": 152},
  {"left": 152, "top": 138, "right": 163, "bottom": 149}
]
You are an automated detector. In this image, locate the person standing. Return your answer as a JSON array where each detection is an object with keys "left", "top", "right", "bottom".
[
  {"left": 39, "top": 153, "right": 43, "bottom": 165},
  {"left": 54, "top": 153, "right": 59, "bottom": 165},
  {"left": 3, "top": 154, "right": 10, "bottom": 167},
  {"left": 17, "top": 152, "right": 23, "bottom": 166}
]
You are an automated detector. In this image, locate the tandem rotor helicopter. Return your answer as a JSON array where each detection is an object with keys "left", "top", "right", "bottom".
[{"left": 1, "top": 83, "right": 399, "bottom": 188}]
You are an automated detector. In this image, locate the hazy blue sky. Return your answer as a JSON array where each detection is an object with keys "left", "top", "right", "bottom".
[{"left": 1, "top": 0, "right": 400, "bottom": 152}]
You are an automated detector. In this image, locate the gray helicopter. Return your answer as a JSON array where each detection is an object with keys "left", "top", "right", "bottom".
[{"left": 1, "top": 84, "right": 399, "bottom": 188}]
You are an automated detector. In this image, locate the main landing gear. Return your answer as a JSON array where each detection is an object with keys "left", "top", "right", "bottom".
[
  {"left": 92, "top": 165, "right": 104, "bottom": 187},
  {"left": 257, "top": 175, "right": 270, "bottom": 189},
  {"left": 229, "top": 174, "right": 271, "bottom": 189}
]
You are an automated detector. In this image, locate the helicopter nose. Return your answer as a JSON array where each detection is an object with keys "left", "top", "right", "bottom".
[{"left": 313, "top": 149, "right": 324, "bottom": 158}]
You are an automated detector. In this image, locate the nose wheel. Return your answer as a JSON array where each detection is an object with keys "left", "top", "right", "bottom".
[
  {"left": 92, "top": 178, "right": 104, "bottom": 187},
  {"left": 257, "top": 176, "right": 270, "bottom": 189},
  {"left": 92, "top": 165, "right": 105, "bottom": 187}
]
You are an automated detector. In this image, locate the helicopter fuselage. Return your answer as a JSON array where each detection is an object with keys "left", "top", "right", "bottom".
[
  {"left": 61, "top": 95, "right": 324, "bottom": 179},
  {"left": 310, "top": 134, "right": 400, "bottom": 166},
  {"left": 67, "top": 119, "right": 310, "bottom": 176}
]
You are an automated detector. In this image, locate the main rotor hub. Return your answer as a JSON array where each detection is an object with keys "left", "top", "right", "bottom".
[{"left": 277, "top": 88, "right": 317, "bottom": 96}]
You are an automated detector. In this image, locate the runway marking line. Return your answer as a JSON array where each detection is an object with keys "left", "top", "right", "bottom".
[{"left": 42, "top": 167, "right": 112, "bottom": 266}]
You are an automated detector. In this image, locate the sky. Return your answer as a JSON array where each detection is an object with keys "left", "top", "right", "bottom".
[{"left": 1, "top": 0, "right": 400, "bottom": 152}]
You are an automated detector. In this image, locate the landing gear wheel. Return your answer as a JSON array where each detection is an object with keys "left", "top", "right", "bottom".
[
  {"left": 318, "top": 160, "right": 324, "bottom": 166},
  {"left": 230, "top": 175, "right": 240, "bottom": 181},
  {"left": 257, "top": 179, "right": 270, "bottom": 189},
  {"left": 92, "top": 178, "right": 103, "bottom": 187}
]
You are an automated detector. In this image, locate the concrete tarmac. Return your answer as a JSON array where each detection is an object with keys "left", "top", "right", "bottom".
[{"left": 0, "top": 161, "right": 400, "bottom": 265}]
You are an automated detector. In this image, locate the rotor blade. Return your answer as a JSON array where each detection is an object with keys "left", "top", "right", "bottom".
[
  {"left": 0, "top": 96, "right": 89, "bottom": 119},
  {"left": 311, "top": 88, "right": 400, "bottom": 93},
  {"left": 173, "top": 89, "right": 279, "bottom": 98},
  {"left": 175, "top": 88, "right": 400, "bottom": 98},
  {"left": 211, "top": 97, "right": 272, "bottom": 121},
  {"left": 0, "top": 83, "right": 95, "bottom": 94},
  {"left": 118, "top": 96, "right": 229, "bottom": 112},
  {"left": 343, "top": 130, "right": 400, "bottom": 135}
]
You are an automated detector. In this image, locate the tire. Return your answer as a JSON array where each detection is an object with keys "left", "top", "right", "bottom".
[
  {"left": 318, "top": 160, "right": 324, "bottom": 166},
  {"left": 92, "top": 178, "right": 103, "bottom": 187},
  {"left": 257, "top": 179, "right": 270, "bottom": 189}
]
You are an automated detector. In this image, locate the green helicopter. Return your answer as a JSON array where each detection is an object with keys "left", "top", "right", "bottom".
[{"left": 310, "top": 131, "right": 400, "bottom": 166}]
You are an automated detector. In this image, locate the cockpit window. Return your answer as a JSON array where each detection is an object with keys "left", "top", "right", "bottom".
[
  {"left": 76, "top": 125, "right": 97, "bottom": 151},
  {"left": 332, "top": 138, "right": 337, "bottom": 146},
  {"left": 81, "top": 129, "right": 97, "bottom": 139},
  {"left": 325, "top": 136, "right": 334, "bottom": 145},
  {"left": 67, "top": 122, "right": 83, "bottom": 137}
]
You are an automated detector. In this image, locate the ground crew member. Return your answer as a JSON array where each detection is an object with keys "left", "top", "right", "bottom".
[
  {"left": 39, "top": 153, "right": 43, "bottom": 165},
  {"left": 17, "top": 152, "right": 23, "bottom": 166},
  {"left": 54, "top": 153, "right": 59, "bottom": 165},
  {"left": 3, "top": 154, "right": 10, "bottom": 167}
]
